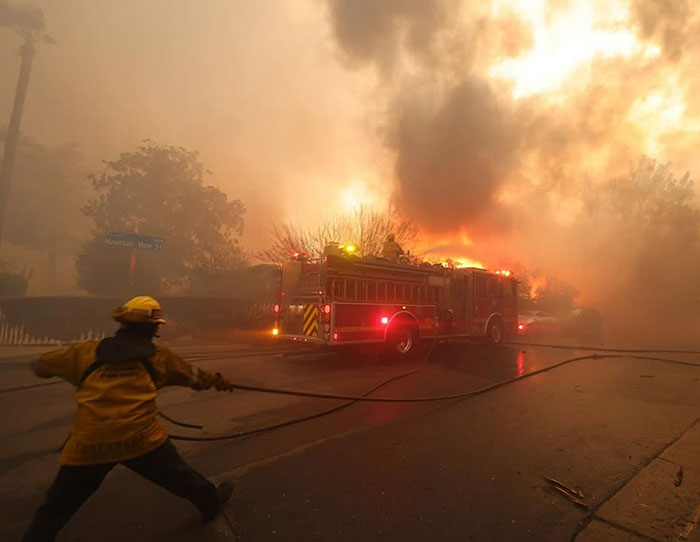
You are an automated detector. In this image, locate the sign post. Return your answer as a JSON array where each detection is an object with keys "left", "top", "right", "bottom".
[{"left": 104, "top": 232, "right": 165, "bottom": 287}]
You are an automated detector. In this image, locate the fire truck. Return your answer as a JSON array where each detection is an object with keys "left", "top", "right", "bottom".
[{"left": 272, "top": 250, "right": 518, "bottom": 357}]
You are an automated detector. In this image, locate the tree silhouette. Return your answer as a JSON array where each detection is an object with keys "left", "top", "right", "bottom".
[
  {"left": 76, "top": 141, "right": 247, "bottom": 295},
  {"left": 2, "top": 135, "right": 88, "bottom": 289},
  {"left": 259, "top": 207, "right": 418, "bottom": 263},
  {"left": 578, "top": 156, "right": 700, "bottom": 323}
]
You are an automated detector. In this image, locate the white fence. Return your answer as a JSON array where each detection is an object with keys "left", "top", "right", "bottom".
[{"left": 0, "top": 311, "right": 106, "bottom": 346}]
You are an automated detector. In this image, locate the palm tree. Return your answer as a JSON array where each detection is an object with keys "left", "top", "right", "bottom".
[{"left": 0, "top": 1, "right": 53, "bottom": 246}]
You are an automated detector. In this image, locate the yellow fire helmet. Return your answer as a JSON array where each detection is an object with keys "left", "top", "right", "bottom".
[{"left": 112, "top": 296, "right": 166, "bottom": 325}]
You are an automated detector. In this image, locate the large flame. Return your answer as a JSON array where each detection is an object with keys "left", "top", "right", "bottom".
[
  {"left": 453, "top": 257, "right": 486, "bottom": 269},
  {"left": 489, "top": 0, "right": 653, "bottom": 99}
]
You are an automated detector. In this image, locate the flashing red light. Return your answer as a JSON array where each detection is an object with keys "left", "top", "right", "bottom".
[
  {"left": 273, "top": 304, "right": 280, "bottom": 313},
  {"left": 324, "top": 304, "right": 331, "bottom": 314},
  {"left": 333, "top": 332, "right": 339, "bottom": 340},
  {"left": 381, "top": 316, "right": 389, "bottom": 325},
  {"left": 518, "top": 323, "right": 525, "bottom": 331}
]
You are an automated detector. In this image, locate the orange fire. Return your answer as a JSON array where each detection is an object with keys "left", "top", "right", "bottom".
[
  {"left": 527, "top": 275, "right": 548, "bottom": 298},
  {"left": 453, "top": 258, "right": 486, "bottom": 269}
]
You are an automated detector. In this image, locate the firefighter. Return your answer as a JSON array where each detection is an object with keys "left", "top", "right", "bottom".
[
  {"left": 382, "top": 233, "right": 404, "bottom": 262},
  {"left": 23, "top": 296, "right": 234, "bottom": 542},
  {"left": 323, "top": 242, "right": 342, "bottom": 256}
]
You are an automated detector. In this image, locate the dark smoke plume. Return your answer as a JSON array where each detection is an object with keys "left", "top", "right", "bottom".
[
  {"left": 326, "top": 0, "right": 447, "bottom": 72},
  {"left": 325, "top": 0, "right": 537, "bottom": 233},
  {"left": 392, "top": 77, "right": 520, "bottom": 232}
]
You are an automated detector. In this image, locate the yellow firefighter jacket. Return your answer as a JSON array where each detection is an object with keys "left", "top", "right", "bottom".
[{"left": 36, "top": 340, "right": 220, "bottom": 466}]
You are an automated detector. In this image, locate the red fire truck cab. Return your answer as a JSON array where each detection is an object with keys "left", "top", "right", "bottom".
[{"left": 273, "top": 254, "right": 518, "bottom": 357}]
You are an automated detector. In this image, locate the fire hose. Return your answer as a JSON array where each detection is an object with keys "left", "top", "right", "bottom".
[
  {"left": 165, "top": 343, "right": 700, "bottom": 442},
  {"left": 5, "top": 342, "right": 699, "bottom": 445}
]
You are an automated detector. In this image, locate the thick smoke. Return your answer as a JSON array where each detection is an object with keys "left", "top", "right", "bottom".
[
  {"left": 326, "top": 1, "right": 539, "bottom": 233},
  {"left": 325, "top": 0, "right": 700, "bottom": 345},
  {"left": 325, "top": 0, "right": 700, "bottom": 226},
  {"left": 326, "top": 0, "right": 448, "bottom": 73},
  {"left": 392, "top": 77, "right": 520, "bottom": 232}
]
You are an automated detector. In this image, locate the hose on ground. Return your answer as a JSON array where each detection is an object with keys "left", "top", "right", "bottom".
[
  {"left": 506, "top": 340, "right": 700, "bottom": 355},
  {"left": 169, "top": 351, "right": 700, "bottom": 442},
  {"left": 168, "top": 342, "right": 437, "bottom": 441}
]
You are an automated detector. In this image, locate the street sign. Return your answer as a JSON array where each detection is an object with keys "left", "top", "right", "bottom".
[{"left": 104, "top": 232, "right": 164, "bottom": 251}]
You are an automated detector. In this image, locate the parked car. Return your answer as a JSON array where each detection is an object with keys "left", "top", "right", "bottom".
[
  {"left": 562, "top": 308, "right": 602, "bottom": 343},
  {"left": 517, "top": 310, "right": 561, "bottom": 336}
]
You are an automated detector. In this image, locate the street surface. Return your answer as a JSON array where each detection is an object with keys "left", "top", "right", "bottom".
[{"left": 1, "top": 340, "right": 700, "bottom": 541}]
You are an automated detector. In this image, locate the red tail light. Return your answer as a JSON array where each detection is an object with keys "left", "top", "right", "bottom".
[
  {"left": 323, "top": 304, "right": 331, "bottom": 314},
  {"left": 274, "top": 304, "right": 280, "bottom": 313}
]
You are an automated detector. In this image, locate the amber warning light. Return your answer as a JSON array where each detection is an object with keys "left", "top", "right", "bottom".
[{"left": 272, "top": 328, "right": 279, "bottom": 336}]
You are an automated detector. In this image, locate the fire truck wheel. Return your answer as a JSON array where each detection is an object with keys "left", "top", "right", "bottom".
[
  {"left": 385, "top": 324, "right": 417, "bottom": 358},
  {"left": 486, "top": 318, "right": 505, "bottom": 345}
]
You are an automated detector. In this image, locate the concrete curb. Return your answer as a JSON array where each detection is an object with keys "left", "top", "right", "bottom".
[{"left": 576, "top": 419, "right": 700, "bottom": 541}]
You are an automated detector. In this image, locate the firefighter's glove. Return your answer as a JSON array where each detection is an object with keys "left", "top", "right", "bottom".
[
  {"left": 214, "top": 372, "right": 234, "bottom": 392},
  {"left": 191, "top": 368, "right": 232, "bottom": 391}
]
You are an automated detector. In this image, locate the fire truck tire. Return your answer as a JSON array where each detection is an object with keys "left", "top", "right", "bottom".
[
  {"left": 385, "top": 324, "right": 418, "bottom": 359},
  {"left": 486, "top": 318, "right": 505, "bottom": 345}
]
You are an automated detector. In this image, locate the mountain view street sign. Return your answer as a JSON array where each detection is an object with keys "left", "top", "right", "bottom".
[{"left": 104, "top": 232, "right": 164, "bottom": 251}]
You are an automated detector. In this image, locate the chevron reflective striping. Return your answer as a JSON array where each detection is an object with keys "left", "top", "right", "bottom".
[
  {"left": 302, "top": 304, "right": 320, "bottom": 336},
  {"left": 303, "top": 320, "right": 319, "bottom": 336}
]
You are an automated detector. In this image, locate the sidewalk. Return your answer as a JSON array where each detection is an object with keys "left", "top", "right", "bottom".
[{"left": 576, "top": 420, "right": 700, "bottom": 541}]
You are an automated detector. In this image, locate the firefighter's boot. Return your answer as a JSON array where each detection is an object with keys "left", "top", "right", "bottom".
[{"left": 202, "top": 482, "right": 233, "bottom": 523}]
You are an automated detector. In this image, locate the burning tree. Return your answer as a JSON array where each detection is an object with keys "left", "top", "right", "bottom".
[{"left": 258, "top": 207, "right": 418, "bottom": 263}]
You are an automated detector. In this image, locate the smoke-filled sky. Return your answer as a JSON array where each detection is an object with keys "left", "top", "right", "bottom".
[
  {"left": 2, "top": 0, "right": 700, "bottom": 257},
  {"left": 0, "top": 0, "right": 390, "bottom": 246}
]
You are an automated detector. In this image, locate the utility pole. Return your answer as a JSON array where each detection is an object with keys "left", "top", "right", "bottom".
[{"left": 0, "top": 35, "right": 35, "bottom": 247}]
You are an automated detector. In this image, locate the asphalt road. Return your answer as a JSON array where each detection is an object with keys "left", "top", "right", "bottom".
[{"left": 1, "top": 340, "right": 700, "bottom": 541}]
